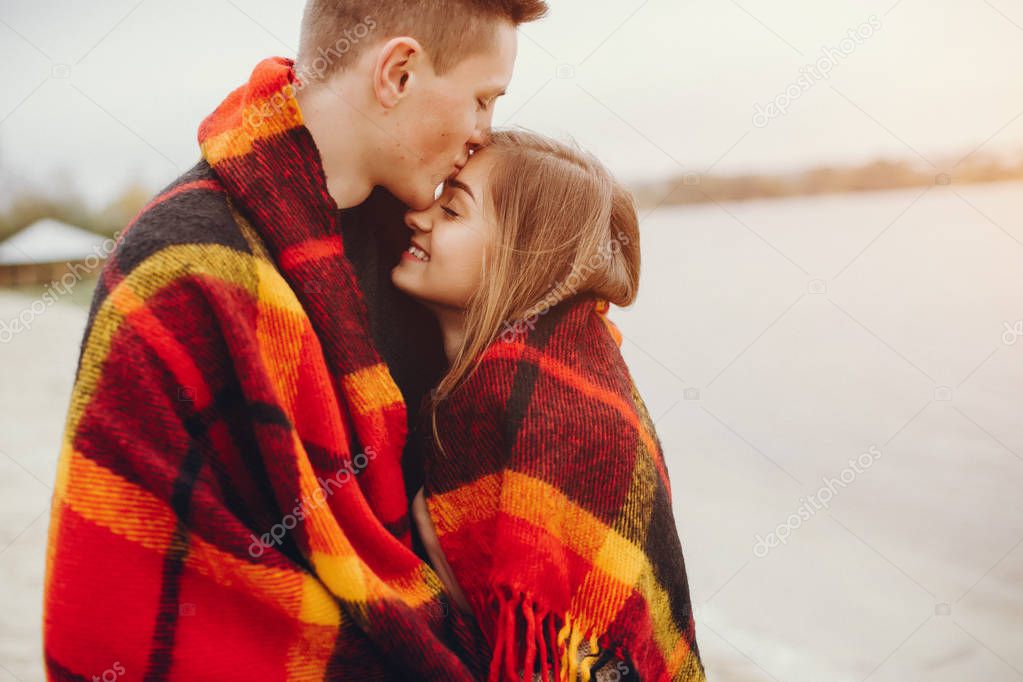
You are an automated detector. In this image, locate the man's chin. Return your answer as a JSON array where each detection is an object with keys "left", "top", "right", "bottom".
[{"left": 396, "top": 186, "right": 436, "bottom": 212}]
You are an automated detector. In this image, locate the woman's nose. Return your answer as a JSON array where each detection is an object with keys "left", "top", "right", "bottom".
[{"left": 405, "top": 208, "right": 432, "bottom": 233}]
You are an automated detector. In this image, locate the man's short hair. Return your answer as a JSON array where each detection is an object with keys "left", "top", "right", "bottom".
[{"left": 297, "top": 0, "right": 548, "bottom": 79}]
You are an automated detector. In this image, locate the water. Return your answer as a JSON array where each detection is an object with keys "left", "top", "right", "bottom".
[
  {"left": 1, "top": 181, "right": 1021, "bottom": 680},
  {"left": 618, "top": 179, "right": 1023, "bottom": 681}
]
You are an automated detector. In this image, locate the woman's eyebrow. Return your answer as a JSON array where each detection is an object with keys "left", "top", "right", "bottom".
[{"left": 447, "top": 179, "right": 476, "bottom": 203}]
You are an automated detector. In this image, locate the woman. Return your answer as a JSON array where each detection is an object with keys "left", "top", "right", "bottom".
[{"left": 392, "top": 129, "right": 706, "bottom": 682}]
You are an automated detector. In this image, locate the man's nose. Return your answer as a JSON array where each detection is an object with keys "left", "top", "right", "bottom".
[{"left": 468, "top": 119, "right": 491, "bottom": 148}]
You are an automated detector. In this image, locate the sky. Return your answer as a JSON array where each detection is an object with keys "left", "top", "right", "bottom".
[{"left": 2, "top": 0, "right": 1023, "bottom": 207}]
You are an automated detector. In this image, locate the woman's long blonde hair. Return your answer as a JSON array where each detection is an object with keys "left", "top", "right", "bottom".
[{"left": 429, "top": 128, "right": 641, "bottom": 451}]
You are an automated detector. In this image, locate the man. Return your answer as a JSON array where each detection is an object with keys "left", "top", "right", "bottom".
[{"left": 42, "top": 1, "right": 547, "bottom": 679}]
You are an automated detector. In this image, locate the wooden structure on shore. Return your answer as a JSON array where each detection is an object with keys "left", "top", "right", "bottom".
[{"left": 0, "top": 219, "right": 110, "bottom": 287}]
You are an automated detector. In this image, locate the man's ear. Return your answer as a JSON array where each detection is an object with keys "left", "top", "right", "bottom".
[{"left": 373, "top": 36, "right": 425, "bottom": 109}]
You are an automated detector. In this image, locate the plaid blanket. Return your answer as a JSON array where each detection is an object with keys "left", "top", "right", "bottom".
[
  {"left": 43, "top": 57, "right": 484, "bottom": 680},
  {"left": 422, "top": 295, "right": 707, "bottom": 682}
]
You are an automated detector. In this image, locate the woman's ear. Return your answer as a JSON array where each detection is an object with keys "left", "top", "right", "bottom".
[{"left": 373, "top": 36, "right": 423, "bottom": 109}]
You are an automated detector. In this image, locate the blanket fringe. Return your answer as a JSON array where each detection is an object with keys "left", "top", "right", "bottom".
[{"left": 483, "top": 586, "right": 616, "bottom": 682}]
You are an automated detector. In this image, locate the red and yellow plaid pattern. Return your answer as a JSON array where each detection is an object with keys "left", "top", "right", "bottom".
[
  {"left": 423, "top": 296, "right": 707, "bottom": 682},
  {"left": 43, "top": 57, "right": 483, "bottom": 680}
]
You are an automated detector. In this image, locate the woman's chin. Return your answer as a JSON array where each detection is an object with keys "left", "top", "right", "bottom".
[
  {"left": 391, "top": 267, "right": 429, "bottom": 304},
  {"left": 391, "top": 268, "right": 471, "bottom": 317}
]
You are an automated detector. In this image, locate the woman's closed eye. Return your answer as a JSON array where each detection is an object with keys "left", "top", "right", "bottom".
[{"left": 441, "top": 205, "right": 460, "bottom": 219}]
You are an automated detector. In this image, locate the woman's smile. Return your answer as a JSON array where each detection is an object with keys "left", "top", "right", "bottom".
[{"left": 403, "top": 242, "right": 431, "bottom": 262}]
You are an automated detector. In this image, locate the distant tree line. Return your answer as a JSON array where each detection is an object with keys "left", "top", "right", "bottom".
[
  {"left": 631, "top": 151, "right": 1023, "bottom": 208},
  {"left": 2, "top": 149, "right": 1022, "bottom": 242},
  {"left": 0, "top": 182, "right": 150, "bottom": 243}
]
